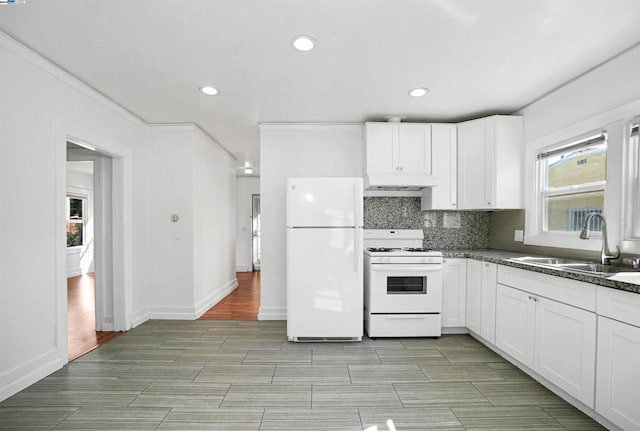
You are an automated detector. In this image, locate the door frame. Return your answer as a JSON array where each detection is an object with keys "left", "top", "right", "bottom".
[
  {"left": 55, "top": 119, "right": 133, "bottom": 363},
  {"left": 251, "top": 193, "right": 261, "bottom": 271}
]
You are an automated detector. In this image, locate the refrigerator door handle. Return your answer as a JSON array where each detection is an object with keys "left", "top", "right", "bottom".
[
  {"left": 354, "top": 181, "right": 363, "bottom": 227},
  {"left": 354, "top": 229, "right": 361, "bottom": 273}
]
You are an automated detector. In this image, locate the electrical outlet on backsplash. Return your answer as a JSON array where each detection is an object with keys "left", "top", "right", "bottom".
[{"left": 363, "top": 197, "right": 490, "bottom": 249}]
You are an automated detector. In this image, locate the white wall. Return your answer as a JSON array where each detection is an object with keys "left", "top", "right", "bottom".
[
  {"left": 192, "top": 129, "right": 238, "bottom": 316},
  {"left": 0, "top": 32, "right": 237, "bottom": 401},
  {"left": 518, "top": 44, "right": 640, "bottom": 252},
  {"left": 258, "top": 124, "right": 363, "bottom": 319},
  {"left": 520, "top": 45, "right": 640, "bottom": 142},
  {"left": 144, "top": 127, "right": 196, "bottom": 318},
  {"left": 236, "top": 176, "right": 260, "bottom": 272}
]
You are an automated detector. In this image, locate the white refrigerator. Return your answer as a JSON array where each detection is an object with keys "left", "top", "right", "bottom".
[{"left": 286, "top": 177, "right": 364, "bottom": 341}]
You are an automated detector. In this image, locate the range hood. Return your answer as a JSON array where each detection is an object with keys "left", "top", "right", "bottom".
[{"left": 364, "top": 173, "right": 438, "bottom": 191}]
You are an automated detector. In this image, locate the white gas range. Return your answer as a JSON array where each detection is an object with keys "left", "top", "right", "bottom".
[{"left": 363, "top": 229, "right": 443, "bottom": 338}]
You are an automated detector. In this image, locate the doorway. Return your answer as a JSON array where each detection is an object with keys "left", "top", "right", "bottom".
[
  {"left": 67, "top": 143, "right": 122, "bottom": 359},
  {"left": 251, "top": 194, "right": 261, "bottom": 271}
]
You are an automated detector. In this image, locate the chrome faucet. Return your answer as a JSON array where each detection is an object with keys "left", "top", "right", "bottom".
[{"left": 579, "top": 212, "right": 620, "bottom": 264}]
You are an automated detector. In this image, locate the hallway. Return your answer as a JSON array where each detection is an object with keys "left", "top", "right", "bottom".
[{"left": 199, "top": 271, "right": 260, "bottom": 320}]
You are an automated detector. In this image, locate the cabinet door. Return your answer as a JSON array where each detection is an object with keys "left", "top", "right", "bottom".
[
  {"left": 480, "top": 262, "right": 497, "bottom": 344},
  {"left": 465, "top": 259, "right": 482, "bottom": 334},
  {"left": 534, "top": 297, "right": 596, "bottom": 408},
  {"left": 495, "top": 284, "right": 535, "bottom": 368},
  {"left": 596, "top": 316, "right": 640, "bottom": 431},
  {"left": 365, "top": 122, "right": 396, "bottom": 175},
  {"left": 397, "top": 123, "right": 431, "bottom": 176},
  {"left": 425, "top": 124, "right": 457, "bottom": 209},
  {"left": 442, "top": 258, "right": 467, "bottom": 328},
  {"left": 457, "top": 119, "right": 492, "bottom": 209}
]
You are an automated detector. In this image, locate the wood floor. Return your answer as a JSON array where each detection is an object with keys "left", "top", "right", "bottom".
[
  {"left": 67, "top": 274, "right": 121, "bottom": 361},
  {"left": 199, "top": 271, "right": 260, "bottom": 320}
]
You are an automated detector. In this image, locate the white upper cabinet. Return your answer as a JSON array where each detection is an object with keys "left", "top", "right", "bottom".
[
  {"left": 457, "top": 115, "right": 523, "bottom": 209},
  {"left": 421, "top": 124, "right": 457, "bottom": 209},
  {"left": 364, "top": 122, "right": 434, "bottom": 189}
]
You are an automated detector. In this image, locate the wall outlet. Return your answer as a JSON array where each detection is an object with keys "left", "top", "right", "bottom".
[
  {"left": 514, "top": 229, "right": 524, "bottom": 242},
  {"left": 424, "top": 212, "right": 437, "bottom": 228},
  {"left": 443, "top": 213, "right": 461, "bottom": 229}
]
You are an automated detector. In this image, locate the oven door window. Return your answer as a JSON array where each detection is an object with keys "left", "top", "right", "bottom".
[{"left": 387, "top": 276, "right": 426, "bottom": 294}]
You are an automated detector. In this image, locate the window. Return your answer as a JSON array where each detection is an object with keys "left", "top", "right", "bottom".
[
  {"left": 537, "top": 132, "right": 607, "bottom": 233},
  {"left": 66, "top": 196, "right": 85, "bottom": 247},
  {"left": 624, "top": 119, "right": 640, "bottom": 240}
]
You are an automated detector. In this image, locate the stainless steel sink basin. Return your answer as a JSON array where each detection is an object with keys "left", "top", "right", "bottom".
[
  {"left": 507, "top": 256, "right": 639, "bottom": 276},
  {"left": 555, "top": 263, "right": 638, "bottom": 275},
  {"left": 508, "top": 256, "right": 583, "bottom": 265}
]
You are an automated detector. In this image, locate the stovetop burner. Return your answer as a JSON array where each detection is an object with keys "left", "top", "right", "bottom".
[
  {"left": 366, "top": 247, "right": 395, "bottom": 252},
  {"left": 404, "top": 247, "right": 431, "bottom": 252}
]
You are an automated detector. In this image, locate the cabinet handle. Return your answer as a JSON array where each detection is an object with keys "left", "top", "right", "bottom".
[{"left": 528, "top": 295, "right": 539, "bottom": 302}]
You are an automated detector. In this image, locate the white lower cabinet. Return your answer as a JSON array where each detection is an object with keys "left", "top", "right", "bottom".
[
  {"left": 596, "top": 315, "right": 640, "bottom": 431},
  {"left": 480, "top": 262, "right": 497, "bottom": 344},
  {"left": 495, "top": 284, "right": 535, "bottom": 368},
  {"left": 495, "top": 280, "right": 596, "bottom": 407},
  {"left": 533, "top": 295, "right": 596, "bottom": 408},
  {"left": 466, "top": 260, "right": 497, "bottom": 343},
  {"left": 465, "top": 259, "right": 482, "bottom": 334},
  {"left": 442, "top": 258, "right": 466, "bottom": 328}
]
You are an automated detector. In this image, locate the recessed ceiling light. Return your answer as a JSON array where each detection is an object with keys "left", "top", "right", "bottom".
[
  {"left": 292, "top": 35, "right": 316, "bottom": 52},
  {"left": 409, "top": 87, "right": 429, "bottom": 97},
  {"left": 200, "top": 86, "right": 219, "bottom": 96}
]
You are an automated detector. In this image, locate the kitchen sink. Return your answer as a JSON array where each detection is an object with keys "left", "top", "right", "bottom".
[
  {"left": 507, "top": 256, "right": 639, "bottom": 276},
  {"left": 555, "top": 263, "right": 630, "bottom": 274},
  {"left": 508, "top": 256, "right": 584, "bottom": 266}
]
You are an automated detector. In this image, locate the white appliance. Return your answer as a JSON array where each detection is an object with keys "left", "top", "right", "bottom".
[
  {"left": 364, "top": 229, "right": 443, "bottom": 337},
  {"left": 286, "top": 177, "right": 364, "bottom": 342}
]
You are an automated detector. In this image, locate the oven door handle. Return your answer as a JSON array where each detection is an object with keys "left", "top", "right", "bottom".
[{"left": 371, "top": 264, "right": 442, "bottom": 272}]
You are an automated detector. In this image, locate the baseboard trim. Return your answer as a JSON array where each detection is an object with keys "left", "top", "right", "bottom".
[
  {"left": 194, "top": 278, "right": 238, "bottom": 318},
  {"left": 258, "top": 307, "right": 287, "bottom": 320},
  {"left": 442, "top": 327, "right": 469, "bottom": 334},
  {"left": 130, "top": 307, "right": 148, "bottom": 328},
  {"left": 0, "top": 348, "right": 65, "bottom": 402}
]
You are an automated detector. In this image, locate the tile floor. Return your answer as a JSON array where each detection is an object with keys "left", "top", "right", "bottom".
[{"left": 0, "top": 320, "right": 606, "bottom": 430}]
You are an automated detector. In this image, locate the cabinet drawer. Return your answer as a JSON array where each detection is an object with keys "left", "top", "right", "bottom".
[
  {"left": 366, "top": 314, "right": 441, "bottom": 337},
  {"left": 497, "top": 265, "right": 596, "bottom": 311},
  {"left": 597, "top": 286, "right": 640, "bottom": 327}
]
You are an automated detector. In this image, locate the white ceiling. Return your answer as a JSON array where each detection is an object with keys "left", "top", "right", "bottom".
[{"left": 2, "top": 0, "right": 640, "bottom": 175}]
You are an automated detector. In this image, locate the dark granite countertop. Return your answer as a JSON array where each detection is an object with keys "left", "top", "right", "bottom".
[{"left": 442, "top": 249, "right": 640, "bottom": 295}]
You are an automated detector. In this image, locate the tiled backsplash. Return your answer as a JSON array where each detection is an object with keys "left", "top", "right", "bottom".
[{"left": 363, "top": 197, "right": 490, "bottom": 250}]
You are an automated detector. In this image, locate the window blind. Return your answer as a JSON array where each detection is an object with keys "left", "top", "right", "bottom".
[{"left": 537, "top": 132, "right": 607, "bottom": 160}]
